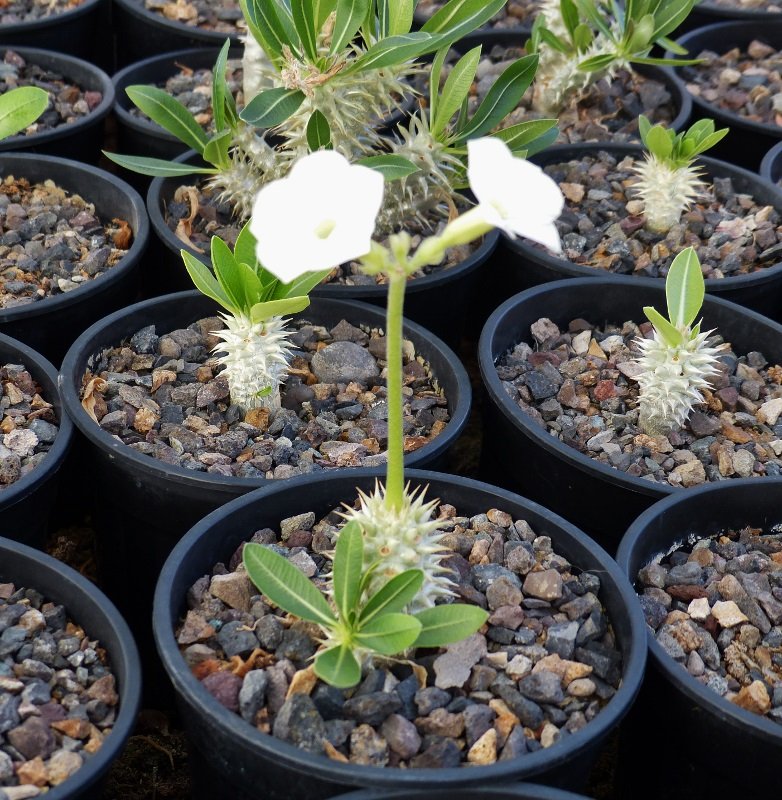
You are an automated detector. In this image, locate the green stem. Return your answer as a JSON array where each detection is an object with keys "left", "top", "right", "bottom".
[{"left": 385, "top": 267, "right": 406, "bottom": 512}]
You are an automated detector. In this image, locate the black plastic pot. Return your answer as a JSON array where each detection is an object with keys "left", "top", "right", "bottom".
[
  {"left": 112, "top": 0, "right": 242, "bottom": 67},
  {"left": 669, "top": 20, "right": 782, "bottom": 170},
  {"left": 478, "top": 277, "right": 782, "bottom": 552},
  {"left": 112, "top": 46, "right": 243, "bottom": 166},
  {"left": 0, "top": 0, "right": 106, "bottom": 60},
  {"left": 615, "top": 478, "right": 782, "bottom": 799},
  {"left": 0, "top": 333, "right": 72, "bottom": 548},
  {"left": 153, "top": 469, "right": 646, "bottom": 800},
  {"left": 146, "top": 150, "right": 500, "bottom": 344},
  {"left": 335, "top": 789, "right": 589, "bottom": 800},
  {"left": 0, "top": 535, "right": 141, "bottom": 800},
  {"left": 677, "top": 3, "right": 782, "bottom": 36},
  {"left": 760, "top": 138, "right": 782, "bottom": 184},
  {"left": 60, "top": 291, "right": 471, "bottom": 696},
  {"left": 0, "top": 47, "right": 113, "bottom": 164},
  {"left": 0, "top": 153, "right": 148, "bottom": 365},
  {"left": 500, "top": 141, "right": 782, "bottom": 322}
]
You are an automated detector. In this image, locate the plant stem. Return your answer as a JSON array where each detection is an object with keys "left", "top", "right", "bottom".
[{"left": 384, "top": 267, "right": 406, "bottom": 512}]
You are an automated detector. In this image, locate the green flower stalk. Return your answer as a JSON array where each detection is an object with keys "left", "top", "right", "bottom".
[
  {"left": 632, "top": 116, "right": 728, "bottom": 235},
  {"left": 635, "top": 247, "right": 725, "bottom": 435}
]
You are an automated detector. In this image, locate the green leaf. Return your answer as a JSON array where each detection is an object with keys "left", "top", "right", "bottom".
[
  {"left": 432, "top": 45, "right": 481, "bottom": 137},
  {"left": 276, "top": 268, "right": 331, "bottom": 298},
  {"left": 660, "top": 35, "right": 688, "bottom": 55},
  {"left": 211, "top": 39, "right": 232, "bottom": 133},
  {"left": 250, "top": 295, "right": 311, "bottom": 323},
  {"left": 331, "top": 0, "right": 370, "bottom": 53},
  {"left": 422, "top": 0, "right": 506, "bottom": 43},
  {"left": 572, "top": 0, "right": 613, "bottom": 38},
  {"left": 211, "top": 236, "right": 250, "bottom": 312},
  {"left": 240, "top": 0, "right": 294, "bottom": 62},
  {"left": 625, "top": 13, "right": 655, "bottom": 54},
  {"left": 181, "top": 249, "right": 234, "bottom": 312},
  {"left": 243, "top": 542, "right": 337, "bottom": 626},
  {"left": 306, "top": 109, "right": 332, "bottom": 150},
  {"left": 240, "top": 88, "right": 307, "bottom": 128},
  {"left": 387, "top": 0, "right": 414, "bottom": 34},
  {"left": 314, "top": 645, "right": 361, "bottom": 687},
  {"left": 293, "top": 0, "right": 320, "bottom": 60},
  {"left": 0, "top": 86, "right": 48, "bottom": 140},
  {"left": 651, "top": 0, "right": 695, "bottom": 40},
  {"left": 357, "top": 154, "right": 420, "bottom": 180},
  {"left": 102, "top": 152, "right": 217, "bottom": 177},
  {"left": 428, "top": 46, "right": 449, "bottom": 127},
  {"left": 202, "top": 128, "right": 233, "bottom": 169},
  {"left": 645, "top": 124, "right": 672, "bottom": 160},
  {"left": 359, "top": 570, "right": 424, "bottom": 625},
  {"left": 456, "top": 53, "right": 538, "bottom": 140},
  {"left": 355, "top": 613, "right": 422, "bottom": 654},
  {"left": 637, "top": 114, "right": 652, "bottom": 145},
  {"left": 578, "top": 53, "right": 616, "bottom": 72},
  {"left": 413, "top": 604, "right": 488, "bottom": 648},
  {"left": 572, "top": 22, "right": 594, "bottom": 52},
  {"left": 493, "top": 119, "right": 558, "bottom": 151},
  {"left": 536, "top": 27, "right": 571, "bottom": 55},
  {"left": 126, "top": 85, "right": 208, "bottom": 154},
  {"left": 560, "top": 0, "right": 579, "bottom": 36},
  {"left": 332, "top": 521, "right": 364, "bottom": 620},
  {"left": 234, "top": 223, "right": 258, "bottom": 269},
  {"left": 666, "top": 246, "right": 703, "bottom": 330},
  {"left": 346, "top": 32, "right": 445, "bottom": 73},
  {"left": 643, "top": 305, "right": 683, "bottom": 348},
  {"left": 690, "top": 128, "right": 728, "bottom": 156}
]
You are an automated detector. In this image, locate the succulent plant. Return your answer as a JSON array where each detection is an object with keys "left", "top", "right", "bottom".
[{"left": 0, "top": 86, "right": 48, "bottom": 141}]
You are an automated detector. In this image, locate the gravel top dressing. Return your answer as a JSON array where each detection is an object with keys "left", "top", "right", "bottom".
[
  {"left": 0, "top": 175, "right": 133, "bottom": 305},
  {"left": 177, "top": 502, "right": 622, "bottom": 766},
  {"left": 0, "top": 582, "right": 119, "bottom": 793},
  {"left": 81, "top": 316, "right": 451, "bottom": 478},
  {"left": 682, "top": 40, "right": 782, "bottom": 127},
  {"left": 542, "top": 151, "right": 782, "bottom": 279},
  {"left": 0, "top": 0, "right": 85, "bottom": 23},
  {"left": 637, "top": 525, "right": 782, "bottom": 724},
  {"left": 142, "top": 0, "right": 245, "bottom": 32},
  {"left": 416, "top": 0, "right": 540, "bottom": 28},
  {"left": 496, "top": 315, "right": 782, "bottom": 487}
]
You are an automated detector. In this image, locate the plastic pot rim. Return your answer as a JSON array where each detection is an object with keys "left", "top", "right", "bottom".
[
  {"left": 0, "top": 0, "right": 103, "bottom": 33},
  {"left": 59, "top": 290, "right": 471, "bottom": 491},
  {"left": 0, "top": 47, "right": 114, "bottom": 151},
  {"left": 0, "top": 153, "right": 148, "bottom": 322},
  {"left": 690, "top": 2, "right": 782, "bottom": 19},
  {"left": 510, "top": 141, "right": 782, "bottom": 293},
  {"left": 615, "top": 477, "right": 782, "bottom": 743},
  {"left": 322, "top": 784, "right": 588, "bottom": 800},
  {"left": 477, "top": 275, "right": 782, "bottom": 500},
  {"left": 152, "top": 467, "right": 647, "bottom": 788},
  {"left": 0, "top": 533, "right": 142, "bottom": 799},
  {"left": 111, "top": 45, "right": 243, "bottom": 144},
  {"left": 669, "top": 20, "right": 782, "bottom": 140},
  {"left": 146, "top": 150, "right": 501, "bottom": 297},
  {"left": 0, "top": 332, "right": 73, "bottom": 510},
  {"left": 760, "top": 139, "right": 782, "bottom": 184},
  {"left": 113, "top": 0, "right": 241, "bottom": 42}
]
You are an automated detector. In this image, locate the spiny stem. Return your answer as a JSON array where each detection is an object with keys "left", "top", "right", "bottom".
[{"left": 385, "top": 267, "right": 406, "bottom": 512}]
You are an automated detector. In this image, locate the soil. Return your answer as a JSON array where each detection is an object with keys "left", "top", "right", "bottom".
[
  {"left": 0, "top": 50, "right": 103, "bottom": 136},
  {"left": 539, "top": 150, "right": 782, "bottom": 279},
  {"left": 415, "top": 0, "right": 539, "bottom": 29},
  {"left": 0, "top": 0, "right": 85, "bottom": 23},
  {"left": 681, "top": 40, "right": 782, "bottom": 127},
  {"left": 142, "top": 0, "right": 245, "bottom": 33},
  {"left": 496, "top": 314, "right": 782, "bottom": 486},
  {"left": 0, "top": 175, "right": 133, "bottom": 304}
]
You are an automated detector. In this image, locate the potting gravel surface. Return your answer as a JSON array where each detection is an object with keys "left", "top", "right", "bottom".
[
  {"left": 497, "top": 315, "right": 782, "bottom": 486},
  {"left": 128, "top": 58, "right": 243, "bottom": 133},
  {"left": 81, "top": 316, "right": 450, "bottom": 477},
  {"left": 0, "top": 0, "right": 85, "bottom": 23},
  {"left": 143, "top": 0, "right": 244, "bottom": 32},
  {"left": 637, "top": 525, "right": 782, "bottom": 723},
  {"left": 0, "top": 582, "right": 119, "bottom": 792},
  {"left": 543, "top": 151, "right": 782, "bottom": 278},
  {"left": 682, "top": 40, "right": 782, "bottom": 126},
  {"left": 0, "top": 363, "right": 58, "bottom": 488},
  {"left": 0, "top": 51, "right": 103, "bottom": 136},
  {"left": 415, "top": 0, "right": 539, "bottom": 28},
  {"left": 178, "top": 504, "right": 622, "bottom": 766},
  {"left": 0, "top": 175, "right": 133, "bottom": 304}
]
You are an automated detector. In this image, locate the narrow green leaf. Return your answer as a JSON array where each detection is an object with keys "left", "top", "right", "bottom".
[
  {"left": 250, "top": 295, "right": 311, "bottom": 323},
  {"left": 234, "top": 223, "right": 258, "bottom": 270},
  {"left": 572, "top": 22, "right": 594, "bottom": 52},
  {"left": 276, "top": 268, "right": 331, "bottom": 299},
  {"left": 456, "top": 53, "right": 538, "bottom": 140},
  {"left": 432, "top": 45, "right": 481, "bottom": 138},
  {"left": 537, "top": 27, "right": 571, "bottom": 55},
  {"left": 690, "top": 128, "right": 728, "bottom": 156},
  {"left": 572, "top": 0, "right": 613, "bottom": 38},
  {"left": 211, "top": 236, "right": 250, "bottom": 313},
  {"left": 331, "top": 0, "right": 370, "bottom": 54},
  {"left": 357, "top": 154, "right": 420, "bottom": 180},
  {"left": 306, "top": 109, "right": 332, "bottom": 150},
  {"left": 422, "top": 0, "right": 506, "bottom": 43},
  {"left": 660, "top": 35, "right": 688, "bottom": 55},
  {"left": 637, "top": 114, "right": 652, "bottom": 145},
  {"left": 428, "top": 46, "right": 449, "bottom": 128},
  {"left": 332, "top": 521, "right": 364, "bottom": 620},
  {"left": 643, "top": 305, "right": 683, "bottom": 347},
  {"left": 126, "top": 85, "right": 208, "bottom": 153},
  {"left": 645, "top": 125, "right": 672, "bottom": 160},
  {"left": 413, "top": 604, "right": 488, "bottom": 648},
  {"left": 355, "top": 613, "right": 421, "bottom": 654},
  {"left": 359, "top": 570, "right": 424, "bottom": 625},
  {"left": 578, "top": 53, "right": 616, "bottom": 72},
  {"left": 243, "top": 542, "right": 336, "bottom": 626},
  {"left": 625, "top": 13, "right": 655, "bottom": 54},
  {"left": 492, "top": 119, "right": 558, "bottom": 151},
  {"left": 387, "top": 0, "right": 414, "bottom": 34},
  {"left": 560, "top": 0, "right": 579, "bottom": 36},
  {"left": 240, "top": 88, "right": 306, "bottom": 128},
  {"left": 293, "top": 0, "right": 320, "bottom": 60},
  {"left": 102, "top": 152, "right": 217, "bottom": 177},
  {"left": 651, "top": 0, "right": 695, "bottom": 40},
  {"left": 314, "top": 645, "right": 361, "bottom": 687},
  {"left": 211, "top": 39, "right": 232, "bottom": 133},
  {"left": 202, "top": 128, "right": 233, "bottom": 169},
  {"left": 346, "top": 32, "right": 446, "bottom": 73},
  {"left": 0, "top": 87, "right": 48, "bottom": 140},
  {"left": 666, "top": 247, "right": 703, "bottom": 330},
  {"left": 181, "top": 250, "right": 234, "bottom": 312},
  {"left": 240, "top": 0, "right": 293, "bottom": 62}
]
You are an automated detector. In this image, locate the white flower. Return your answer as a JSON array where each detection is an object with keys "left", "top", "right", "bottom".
[
  {"left": 250, "top": 150, "right": 384, "bottom": 283},
  {"left": 467, "top": 137, "right": 564, "bottom": 253}
]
